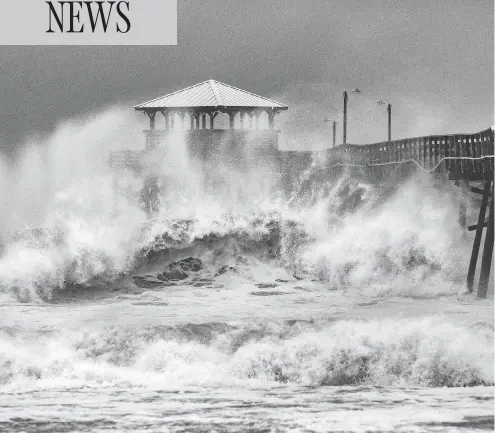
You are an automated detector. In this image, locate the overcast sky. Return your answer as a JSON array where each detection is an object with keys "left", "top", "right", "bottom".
[{"left": 0, "top": 0, "right": 493, "bottom": 152}]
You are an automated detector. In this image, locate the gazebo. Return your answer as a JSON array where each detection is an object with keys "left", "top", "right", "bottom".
[
  {"left": 110, "top": 80, "right": 288, "bottom": 214},
  {"left": 133, "top": 79, "right": 288, "bottom": 150}
]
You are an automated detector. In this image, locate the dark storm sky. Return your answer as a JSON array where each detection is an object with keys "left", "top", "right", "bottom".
[{"left": 0, "top": 0, "right": 493, "bottom": 152}]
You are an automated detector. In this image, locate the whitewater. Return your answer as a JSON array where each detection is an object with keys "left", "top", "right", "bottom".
[{"left": 0, "top": 108, "right": 493, "bottom": 433}]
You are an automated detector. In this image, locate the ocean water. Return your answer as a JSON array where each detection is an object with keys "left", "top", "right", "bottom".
[{"left": 0, "top": 110, "right": 493, "bottom": 432}]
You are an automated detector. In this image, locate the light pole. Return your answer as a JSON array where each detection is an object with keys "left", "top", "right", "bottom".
[
  {"left": 324, "top": 118, "right": 337, "bottom": 147},
  {"left": 343, "top": 89, "right": 361, "bottom": 145},
  {"left": 378, "top": 100, "right": 392, "bottom": 142}
]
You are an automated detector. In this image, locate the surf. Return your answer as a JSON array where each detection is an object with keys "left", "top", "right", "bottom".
[{"left": 0, "top": 108, "right": 479, "bottom": 302}]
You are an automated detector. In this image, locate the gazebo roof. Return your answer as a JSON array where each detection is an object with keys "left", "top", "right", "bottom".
[{"left": 134, "top": 79, "right": 288, "bottom": 111}]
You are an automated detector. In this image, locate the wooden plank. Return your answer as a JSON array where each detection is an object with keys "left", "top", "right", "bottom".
[
  {"left": 428, "top": 137, "right": 433, "bottom": 170},
  {"left": 436, "top": 137, "right": 441, "bottom": 167},
  {"left": 455, "top": 135, "right": 461, "bottom": 177},
  {"left": 447, "top": 135, "right": 454, "bottom": 172},
  {"left": 471, "top": 186, "right": 484, "bottom": 195},
  {"left": 468, "top": 221, "right": 488, "bottom": 231},
  {"left": 422, "top": 138, "right": 427, "bottom": 169},
  {"left": 433, "top": 137, "right": 437, "bottom": 169},
  {"left": 424, "top": 137, "right": 429, "bottom": 169},
  {"left": 464, "top": 137, "right": 469, "bottom": 174},
  {"left": 489, "top": 130, "right": 495, "bottom": 176},
  {"left": 481, "top": 130, "right": 488, "bottom": 156},
  {"left": 419, "top": 138, "right": 424, "bottom": 169},
  {"left": 434, "top": 138, "right": 438, "bottom": 167},
  {"left": 468, "top": 136, "right": 474, "bottom": 175},
  {"left": 467, "top": 175, "right": 492, "bottom": 293},
  {"left": 471, "top": 186, "right": 485, "bottom": 195},
  {"left": 479, "top": 131, "right": 486, "bottom": 176},
  {"left": 490, "top": 131, "right": 492, "bottom": 175},
  {"left": 439, "top": 137, "right": 446, "bottom": 173},
  {"left": 404, "top": 139, "right": 410, "bottom": 175},
  {"left": 429, "top": 138, "right": 434, "bottom": 168},
  {"left": 469, "top": 136, "right": 475, "bottom": 174},
  {"left": 473, "top": 134, "right": 480, "bottom": 176},
  {"left": 416, "top": 138, "right": 420, "bottom": 168},
  {"left": 477, "top": 181, "right": 494, "bottom": 298},
  {"left": 484, "top": 131, "right": 490, "bottom": 176},
  {"left": 444, "top": 136, "right": 450, "bottom": 171}
]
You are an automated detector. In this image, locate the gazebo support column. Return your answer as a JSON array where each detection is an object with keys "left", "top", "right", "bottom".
[
  {"left": 147, "top": 111, "right": 156, "bottom": 130},
  {"left": 209, "top": 112, "right": 218, "bottom": 129},
  {"left": 144, "top": 111, "right": 161, "bottom": 149},
  {"left": 267, "top": 110, "right": 275, "bottom": 130},
  {"left": 239, "top": 112, "right": 245, "bottom": 129},
  {"left": 179, "top": 112, "right": 186, "bottom": 129},
  {"left": 189, "top": 112, "right": 195, "bottom": 129},
  {"left": 201, "top": 114, "right": 206, "bottom": 129},
  {"left": 163, "top": 111, "right": 170, "bottom": 130},
  {"left": 228, "top": 111, "right": 236, "bottom": 129}
]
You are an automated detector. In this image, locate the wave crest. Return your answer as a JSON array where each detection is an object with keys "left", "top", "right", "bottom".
[{"left": 1, "top": 318, "right": 492, "bottom": 389}]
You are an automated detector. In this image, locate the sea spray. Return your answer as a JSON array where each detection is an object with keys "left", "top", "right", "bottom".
[
  {"left": 0, "top": 108, "right": 148, "bottom": 301},
  {"left": 297, "top": 174, "right": 470, "bottom": 296},
  {"left": 0, "top": 108, "right": 476, "bottom": 302}
]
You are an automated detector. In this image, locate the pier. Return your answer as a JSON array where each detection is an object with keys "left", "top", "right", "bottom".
[{"left": 110, "top": 79, "right": 494, "bottom": 299}]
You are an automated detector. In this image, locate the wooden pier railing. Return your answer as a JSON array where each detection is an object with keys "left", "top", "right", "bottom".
[
  {"left": 110, "top": 127, "right": 494, "bottom": 182},
  {"left": 324, "top": 127, "right": 494, "bottom": 180}
]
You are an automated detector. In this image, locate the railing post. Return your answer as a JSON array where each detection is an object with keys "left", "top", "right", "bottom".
[
  {"left": 455, "top": 135, "right": 461, "bottom": 178},
  {"left": 439, "top": 137, "right": 446, "bottom": 173},
  {"left": 413, "top": 138, "right": 418, "bottom": 167},
  {"left": 474, "top": 133, "right": 481, "bottom": 176},
  {"left": 419, "top": 138, "right": 424, "bottom": 169},
  {"left": 428, "top": 137, "right": 433, "bottom": 170},
  {"left": 447, "top": 135, "right": 454, "bottom": 173}
]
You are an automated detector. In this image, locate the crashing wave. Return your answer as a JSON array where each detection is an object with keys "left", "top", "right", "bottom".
[
  {"left": 1, "top": 317, "right": 492, "bottom": 389},
  {"left": 0, "top": 170, "right": 473, "bottom": 302}
]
